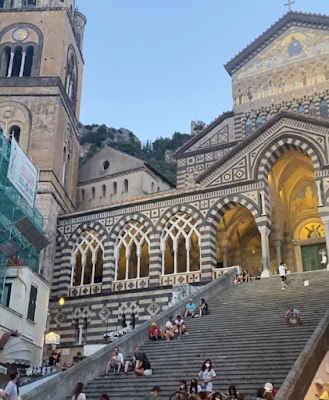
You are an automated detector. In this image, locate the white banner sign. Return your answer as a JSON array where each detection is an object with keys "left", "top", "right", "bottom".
[{"left": 7, "top": 138, "right": 38, "bottom": 207}]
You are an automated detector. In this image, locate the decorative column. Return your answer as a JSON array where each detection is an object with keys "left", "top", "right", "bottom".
[
  {"left": 320, "top": 215, "right": 329, "bottom": 270},
  {"left": 7, "top": 52, "right": 14, "bottom": 77},
  {"left": 273, "top": 239, "right": 283, "bottom": 268},
  {"left": 80, "top": 253, "right": 86, "bottom": 286},
  {"left": 220, "top": 246, "right": 228, "bottom": 268},
  {"left": 19, "top": 51, "right": 26, "bottom": 77},
  {"left": 200, "top": 222, "right": 217, "bottom": 282},
  {"left": 259, "top": 225, "right": 271, "bottom": 278},
  {"left": 149, "top": 234, "right": 162, "bottom": 287}
]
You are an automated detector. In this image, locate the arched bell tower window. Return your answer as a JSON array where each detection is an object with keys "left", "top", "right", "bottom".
[
  {"left": 266, "top": 112, "right": 272, "bottom": 121},
  {"left": 298, "top": 104, "right": 305, "bottom": 113},
  {"left": 113, "top": 181, "right": 117, "bottom": 194},
  {"left": 8, "top": 125, "right": 20, "bottom": 143},
  {"left": 65, "top": 46, "right": 78, "bottom": 111},
  {"left": 12, "top": 47, "right": 22, "bottom": 77},
  {"left": 320, "top": 99, "right": 328, "bottom": 119},
  {"left": 309, "top": 101, "right": 316, "bottom": 116},
  {"left": 70, "top": 230, "right": 104, "bottom": 287},
  {"left": 245, "top": 117, "right": 252, "bottom": 135},
  {"left": 124, "top": 179, "right": 128, "bottom": 192}
]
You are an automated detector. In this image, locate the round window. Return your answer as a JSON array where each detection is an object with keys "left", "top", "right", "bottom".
[{"left": 103, "top": 161, "right": 110, "bottom": 170}]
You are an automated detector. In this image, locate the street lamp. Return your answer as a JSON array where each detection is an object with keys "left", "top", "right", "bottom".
[{"left": 58, "top": 297, "right": 65, "bottom": 307}]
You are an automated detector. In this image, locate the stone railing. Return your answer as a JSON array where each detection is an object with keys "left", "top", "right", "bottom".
[
  {"left": 23, "top": 268, "right": 237, "bottom": 400},
  {"left": 112, "top": 277, "right": 149, "bottom": 291},
  {"left": 212, "top": 266, "right": 238, "bottom": 280},
  {"left": 160, "top": 271, "right": 201, "bottom": 286}
]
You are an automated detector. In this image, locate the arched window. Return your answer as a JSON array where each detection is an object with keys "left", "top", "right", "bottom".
[
  {"left": 266, "top": 112, "right": 272, "bottom": 121},
  {"left": 91, "top": 187, "right": 95, "bottom": 199},
  {"left": 1, "top": 46, "right": 11, "bottom": 77},
  {"left": 255, "top": 115, "right": 262, "bottom": 128},
  {"left": 309, "top": 101, "right": 316, "bottom": 116},
  {"left": 79, "top": 189, "right": 85, "bottom": 202},
  {"left": 151, "top": 182, "right": 155, "bottom": 193},
  {"left": 24, "top": 46, "right": 34, "bottom": 77},
  {"left": 114, "top": 221, "right": 151, "bottom": 281},
  {"left": 113, "top": 181, "right": 117, "bottom": 194},
  {"left": 320, "top": 99, "right": 328, "bottom": 119},
  {"left": 124, "top": 179, "right": 128, "bottom": 192},
  {"left": 245, "top": 117, "right": 252, "bottom": 135},
  {"left": 8, "top": 125, "right": 20, "bottom": 143},
  {"left": 70, "top": 230, "right": 104, "bottom": 287},
  {"left": 161, "top": 212, "right": 200, "bottom": 275},
  {"left": 157, "top": 187, "right": 160, "bottom": 192},
  {"left": 102, "top": 184, "right": 106, "bottom": 198},
  {"left": 11, "top": 47, "right": 22, "bottom": 77},
  {"left": 65, "top": 48, "right": 78, "bottom": 109},
  {"left": 298, "top": 104, "right": 305, "bottom": 113}
]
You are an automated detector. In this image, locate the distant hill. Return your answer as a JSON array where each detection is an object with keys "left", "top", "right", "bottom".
[{"left": 78, "top": 123, "right": 191, "bottom": 184}]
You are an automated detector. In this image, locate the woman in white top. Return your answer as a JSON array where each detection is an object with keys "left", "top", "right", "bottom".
[{"left": 72, "top": 382, "right": 86, "bottom": 400}]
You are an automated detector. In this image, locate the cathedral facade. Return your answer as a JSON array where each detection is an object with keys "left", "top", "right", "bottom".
[{"left": 48, "top": 11, "right": 329, "bottom": 358}]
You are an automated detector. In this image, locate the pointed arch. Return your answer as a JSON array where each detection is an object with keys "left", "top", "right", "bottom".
[
  {"left": 255, "top": 115, "right": 262, "bottom": 128},
  {"left": 245, "top": 117, "right": 252, "bottom": 135},
  {"left": 206, "top": 194, "right": 261, "bottom": 228},
  {"left": 309, "top": 101, "right": 316, "bottom": 116},
  {"left": 320, "top": 99, "right": 328, "bottom": 119},
  {"left": 156, "top": 204, "right": 204, "bottom": 235},
  {"left": 70, "top": 230, "right": 105, "bottom": 287},
  {"left": 255, "top": 135, "right": 323, "bottom": 182}
]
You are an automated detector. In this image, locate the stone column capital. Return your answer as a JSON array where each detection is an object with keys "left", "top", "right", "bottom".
[{"left": 258, "top": 225, "right": 271, "bottom": 236}]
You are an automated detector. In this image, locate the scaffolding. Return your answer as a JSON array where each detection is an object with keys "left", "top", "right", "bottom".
[{"left": 0, "top": 131, "right": 48, "bottom": 301}]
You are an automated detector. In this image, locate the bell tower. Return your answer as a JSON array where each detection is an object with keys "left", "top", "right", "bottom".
[{"left": 0, "top": 0, "right": 86, "bottom": 281}]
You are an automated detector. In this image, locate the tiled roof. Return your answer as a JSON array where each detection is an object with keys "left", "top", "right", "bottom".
[
  {"left": 225, "top": 11, "right": 329, "bottom": 76},
  {"left": 196, "top": 110, "right": 329, "bottom": 182},
  {"left": 173, "top": 111, "right": 234, "bottom": 157}
]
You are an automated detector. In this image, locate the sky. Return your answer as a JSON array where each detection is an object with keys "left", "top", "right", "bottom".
[{"left": 78, "top": 0, "right": 329, "bottom": 143}]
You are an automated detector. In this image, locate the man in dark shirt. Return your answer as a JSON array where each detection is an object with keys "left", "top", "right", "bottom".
[{"left": 124, "top": 346, "right": 142, "bottom": 374}]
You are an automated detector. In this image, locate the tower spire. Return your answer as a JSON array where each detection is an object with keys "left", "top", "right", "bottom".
[{"left": 284, "top": 0, "right": 295, "bottom": 12}]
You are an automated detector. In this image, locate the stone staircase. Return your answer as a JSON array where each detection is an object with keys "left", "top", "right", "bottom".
[{"left": 81, "top": 271, "right": 329, "bottom": 400}]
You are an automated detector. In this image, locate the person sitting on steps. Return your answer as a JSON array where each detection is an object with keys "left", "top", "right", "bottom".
[
  {"left": 124, "top": 346, "right": 142, "bottom": 375},
  {"left": 144, "top": 386, "right": 161, "bottom": 400},
  {"left": 189, "top": 378, "right": 202, "bottom": 395},
  {"left": 175, "top": 315, "right": 186, "bottom": 337},
  {"left": 185, "top": 298, "right": 196, "bottom": 318},
  {"left": 199, "top": 298, "right": 209, "bottom": 317},
  {"left": 105, "top": 347, "right": 124, "bottom": 375},
  {"left": 285, "top": 306, "right": 301, "bottom": 325},
  {"left": 164, "top": 318, "right": 175, "bottom": 341},
  {"left": 176, "top": 379, "right": 188, "bottom": 400},
  {"left": 135, "top": 353, "right": 153, "bottom": 376},
  {"left": 149, "top": 322, "right": 163, "bottom": 340}
]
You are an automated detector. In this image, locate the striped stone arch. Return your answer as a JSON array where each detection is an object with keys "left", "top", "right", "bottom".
[
  {"left": 109, "top": 213, "right": 155, "bottom": 244},
  {"left": 155, "top": 204, "right": 205, "bottom": 235},
  {"left": 254, "top": 135, "right": 324, "bottom": 182},
  {"left": 206, "top": 194, "right": 261, "bottom": 228},
  {"left": 201, "top": 194, "right": 262, "bottom": 280},
  {"left": 56, "top": 231, "right": 66, "bottom": 249},
  {"left": 67, "top": 221, "right": 108, "bottom": 249}
]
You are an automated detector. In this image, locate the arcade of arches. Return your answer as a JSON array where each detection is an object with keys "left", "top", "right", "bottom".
[{"left": 70, "top": 150, "right": 327, "bottom": 289}]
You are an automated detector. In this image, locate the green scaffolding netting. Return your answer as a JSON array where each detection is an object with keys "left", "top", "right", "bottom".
[{"left": 0, "top": 132, "right": 44, "bottom": 302}]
